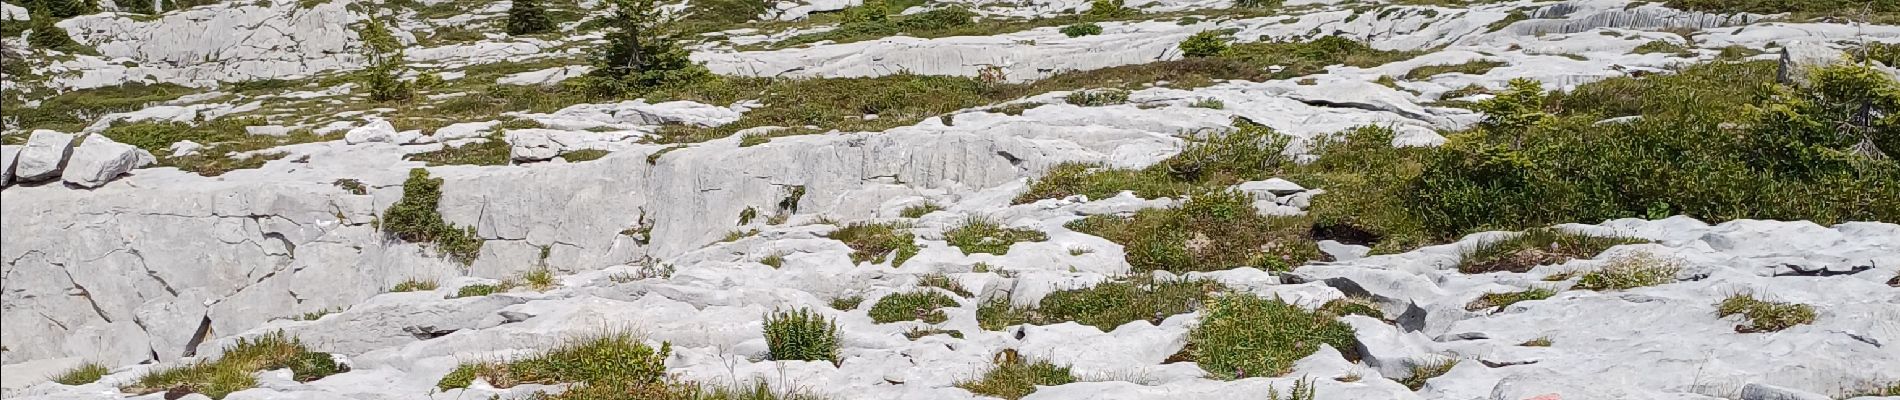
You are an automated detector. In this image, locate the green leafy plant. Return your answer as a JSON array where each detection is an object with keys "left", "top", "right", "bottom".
[
  {"left": 1189, "top": 98, "right": 1225, "bottom": 109},
  {"left": 764, "top": 308, "right": 840, "bottom": 363},
  {"left": 435, "top": 333, "right": 668, "bottom": 391},
  {"left": 868, "top": 291, "right": 959, "bottom": 323},
  {"left": 1190, "top": 294, "right": 1357, "bottom": 379}
]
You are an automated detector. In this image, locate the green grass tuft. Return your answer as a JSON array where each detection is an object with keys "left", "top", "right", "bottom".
[
  {"left": 1457, "top": 228, "right": 1646, "bottom": 274},
  {"left": 828, "top": 221, "right": 919, "bottom": 267},
  {"left": 52, "top": 362, "right": 109, "bottom": 385},
  {"left": 1716, "top": 293, "right": 1816, "bottom": 333},
  {"left": 390, "top": 278, "right": 439, "bottom": 292},
  {"left": 1190, "top": 294, "right": 1358, "bottom": 379},
  {"left": 125, "top": 331, "right": 345, "bottom": 398},
  {"left": 1573, "top": 252, "right": 1681, "bottom": 291},
  {"left": 978, "top": 278, "right": 1219, "bottom": 331},
  {"left": 1398, "top": 359, "right": 1458, "bottom": 390},
  {"left": 1069, "top": 191, "right": 1321, "bottom": 273},
  {"left": 1464, "top": 287, "right": 1556, "bottom": 312},
  {"left": 899, "top": 202, "right": 943, "bottom": 218},
  {"left": 956, "top": 351, "right": 1077, "bottom": 400},
  {"left": 868, "top": 291, "right": 959, "bottom": 323}
]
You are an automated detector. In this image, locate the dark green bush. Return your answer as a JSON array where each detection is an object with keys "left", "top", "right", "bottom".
[
  {"left": 506, "top": 0, "right": 554, "bottom": 35},
  {"left": 1179, "top": 31, "right": 1230, "bottom": 58},
  {"left": 382, "top": 169, "right": 483, "bottom": 264},
  {"left": 1311, "top": 61, "right": 1900, "bottom": 252},
  {"left": 1060, "top": 22, "right": 1102, "bottom": 37}
]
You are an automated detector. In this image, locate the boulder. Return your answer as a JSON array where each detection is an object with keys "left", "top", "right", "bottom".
[
  {"left": 62, "top": 135, "right": 153, "bottom": 188},
  {"left": 1740, "top": 383, "right": 1831, "bottom": 400},
  {"left": 1252, "top": 178, "right": 1306, "bottom": 196},
  {"left": 13, "top": 130, "right": 77, "bottom": 182},
  {"left": 344, "top": 120, "right": 398, "bottom": 144},
  {"left": 0, "top": 145, "right": 20, "bottom": 186},
  {"left": 508, "top": 130, "right": 561, "bottom": 162},
  {"left": 168, "top": 140, "right": 204, "bottom": 157}
]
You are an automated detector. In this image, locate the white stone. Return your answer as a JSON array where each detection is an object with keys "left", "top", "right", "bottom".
[
  {"left": 168, "top": 140, "right": 204, "bottom": 157},
  {"left": 62, "top": 135, "right": 152, "bottom": 188},
  {"left": 13, "top": 130, "right": 77, "bottom": 183},
  {"left": 0, "top": 145, "right": 19, "bottom": 187},
  {"left": 344, "top": 120, "right": 399, "bottom": 145}
]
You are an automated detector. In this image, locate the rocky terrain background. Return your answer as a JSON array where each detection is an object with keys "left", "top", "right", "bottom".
[{"left": 1, "top": 0, "right": 1898, "bottom": 398}]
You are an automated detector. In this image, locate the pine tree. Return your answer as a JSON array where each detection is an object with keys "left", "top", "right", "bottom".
[
  {"left": 357, "top": 17, "right": 412, "bottom": 102},
  {"left": 585, "top": 0, "right": 712, "bottom": 96},
  {"left": 27, "top": 7, "right": 85, "bottom": 53},
  {"left": 26, "top": 0, "right": 98, "bottom": 19},
  {"left": 505, "top": 0, "right": 553, "bottom": 36}
]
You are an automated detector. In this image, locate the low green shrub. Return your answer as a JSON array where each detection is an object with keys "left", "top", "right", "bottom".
[
  {"left": 1190, "top": 294, "right": 1357, "bottom": 379},
  {"left": 828, "top": 221, "right": 920, "bottom": 267},
  {"left": 956, "top": 351, "right": 1076, "bottom": 400},
  {"left": 455, "top": 283, "right": 506, "bottom": 297},
  {"left": 1189, "top": 98, "right": 1225, "bottom": 109},
  {"left": 1060, "top": 22, "right": 1103, "bottom": 37},
  {"left": 381, "top": 169, "right": 484, "bottom": 264},
  {"left": 943, "top": 217, "right": 1047, "bottom": 255},
  {"left": 1457, "top": 228, "right": 1646, "bottom": 274},
  {"left": 764, "top": 308, "right": 840, "bottom": 363},
  {"left": 868, "top": 291, "right": 959, "bottom": 323},
  {"left": 1716, "top": 293, "right": 1815, "bottom": 333},
  {"left": 1179, "top": 30, "right": 1230, "bottom": 58}
]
